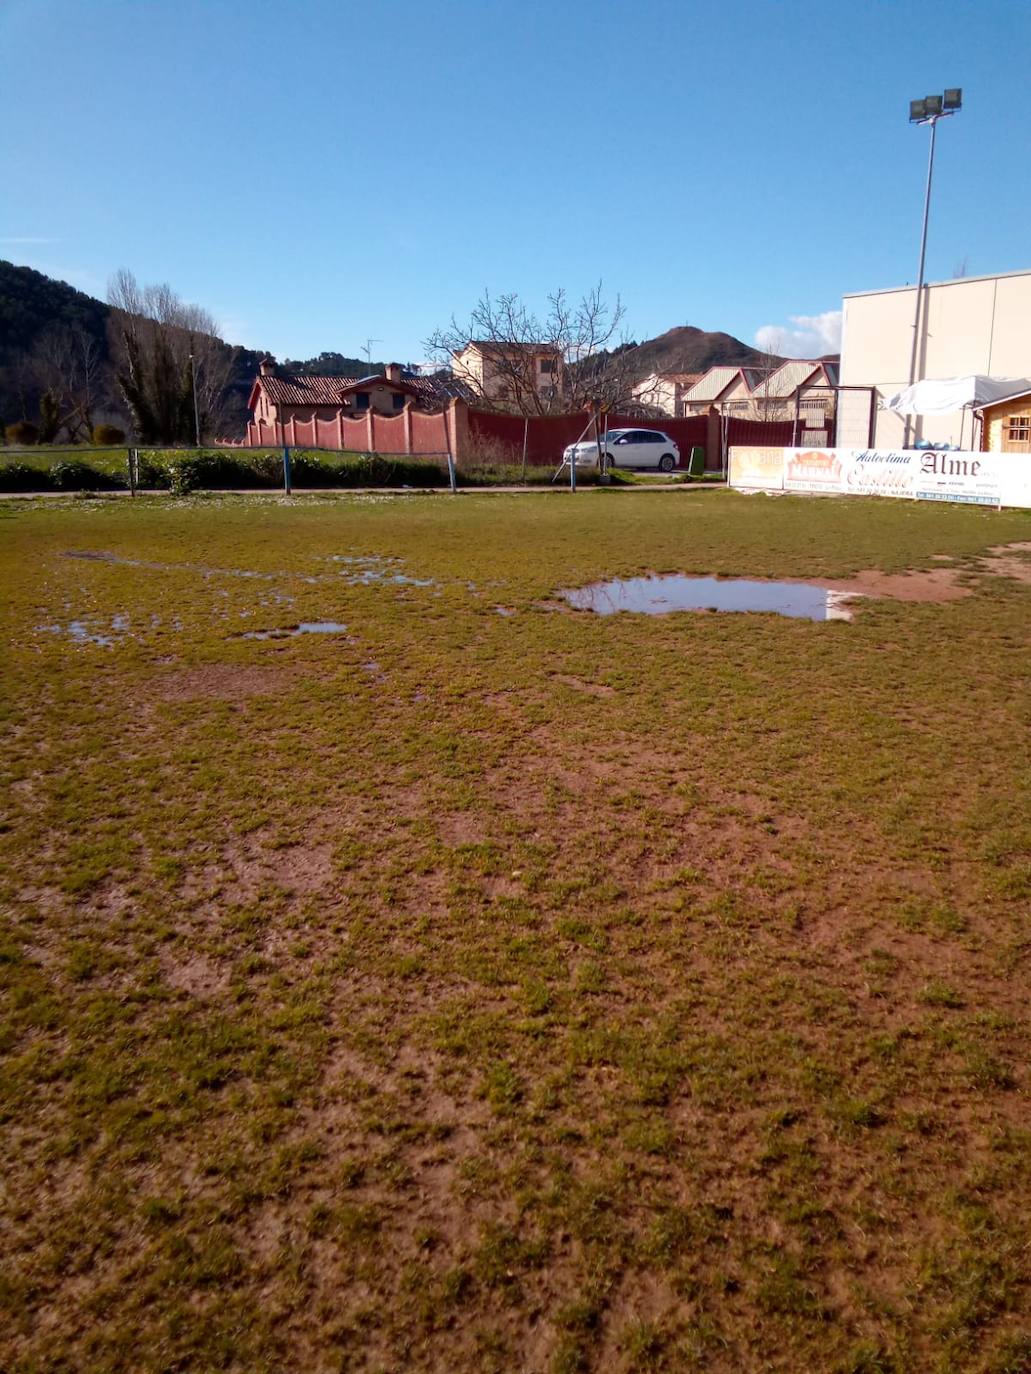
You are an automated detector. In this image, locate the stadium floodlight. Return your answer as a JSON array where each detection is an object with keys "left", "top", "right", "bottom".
[{"left": 905, "top": 88, "right": 964, "bottom": 444}]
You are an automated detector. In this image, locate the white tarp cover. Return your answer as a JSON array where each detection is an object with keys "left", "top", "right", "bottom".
[{"left": 880, "top": 375, "right": 1031, "bottom": 415}]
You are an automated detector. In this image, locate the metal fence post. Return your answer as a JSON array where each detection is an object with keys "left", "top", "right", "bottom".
[
  {"left": 283, "top": 446, "right": 292, "bottom": 495},
  {"left": 442, "top": 408, "right": 457, "bottom": 493}
]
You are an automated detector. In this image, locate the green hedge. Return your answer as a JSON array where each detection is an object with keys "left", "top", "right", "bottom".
[{"left": 0, "top": 448, "right": 454, "bottom": 493}]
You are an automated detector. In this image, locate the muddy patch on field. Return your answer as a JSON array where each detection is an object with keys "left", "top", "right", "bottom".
[
  {"left": 153, "top": 665, "right": 298, "bottom": 700},
  {"left": 977, "top": 540, "right": 1031, "bottom": 584},
  {"left": 822, "top": 568, "right": 970, "bottom": 602},
  {"left": 180, "top": 835, "right": 338, "bottom": 913},
  {"left": 552, "top": 673, "right": 616, "bottom": 697},
  {"left": 162, "top": 950, "right": 231, "bottom": 1000}
]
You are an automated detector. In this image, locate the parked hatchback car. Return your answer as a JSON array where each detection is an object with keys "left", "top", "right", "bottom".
[{"left": 564, "top": 428, "right": 680, "bottom": 472}]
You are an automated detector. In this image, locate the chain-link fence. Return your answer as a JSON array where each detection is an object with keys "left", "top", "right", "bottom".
[{"left": 0, "top": 443, "right": 601, "bottom": 494}]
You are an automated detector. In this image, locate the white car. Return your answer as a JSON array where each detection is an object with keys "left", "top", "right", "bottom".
[{"left": 564, "top": 428, "right": 680, "bottom": 473}]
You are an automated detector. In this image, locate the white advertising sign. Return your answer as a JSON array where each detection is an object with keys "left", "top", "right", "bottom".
[
  {"left": 910, "top": 450, "right": 1010, "bottom": 507},
  {"left": 783, "top": 448, "right": 843, "bottom": 493},
  {"left": 728, "top": 445, "right": 785, "bottom": 491},
  {"left": 730, "top": 447, "right": 1031, "bottom": 508},
  {"left": 842, "top": 450, "right": 916, "bottom": 499}
]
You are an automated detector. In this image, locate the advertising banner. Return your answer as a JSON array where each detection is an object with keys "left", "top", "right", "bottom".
[
  {"left": 783, "top": 448, "right": 845, "bottom": 493},
  {"left": 841, "top": 450, "right": 916, "bottom": 499},
  {"left": 729, "top": 447, "right": 1031, "bottom": 508},
  {"left": 910, "top": 450, "right": 1007, "bottom": 506},
  {"left": 998, "top": 458, "right": 1031, "bottom": 510},
  {"left": 728, "top": 445, "right": 784, "bottom": 491}
]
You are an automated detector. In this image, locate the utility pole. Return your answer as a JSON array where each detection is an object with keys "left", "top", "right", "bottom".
[{"left": 904, "top": 88, "right": 962, "bottom": 446}]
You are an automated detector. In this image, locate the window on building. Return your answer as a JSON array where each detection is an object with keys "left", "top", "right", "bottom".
[
  {"left": 539, "top": 358, "right": 557, "bottom": 374},
  {"left": 1006, "top": 415, "right": 1030, "bottom": 441},
  {"left": 392, "top": 393, "right": 405, "bottom": 409},
  {"left": 354, "top": 393, "right": 370, "bottom": 411}
]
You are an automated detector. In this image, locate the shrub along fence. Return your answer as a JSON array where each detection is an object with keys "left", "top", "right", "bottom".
[
  {"left": 0, "top": 445, "right": 610, "bottom": 493},
  {"left": 0, "top": 446, "right": 460, "bottom": 494}
]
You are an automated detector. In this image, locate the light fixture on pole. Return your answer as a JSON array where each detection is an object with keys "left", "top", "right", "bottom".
[{"left": 905, "top": 88, "right": 962, "bottom": 445}]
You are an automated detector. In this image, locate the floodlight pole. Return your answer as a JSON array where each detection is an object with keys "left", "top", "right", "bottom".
[
  {"left": 905, "top": 92, "right": 960, "bottom": 446},
  {"left": 905, "top": 119, "right": 938, "bottom": 446}
]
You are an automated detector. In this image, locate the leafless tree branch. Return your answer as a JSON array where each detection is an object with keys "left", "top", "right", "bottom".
[{"left": 424, "top": 284, "right": 634, "bottom": 415}]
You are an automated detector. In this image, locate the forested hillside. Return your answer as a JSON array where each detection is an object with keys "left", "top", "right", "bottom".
[{"left": 1, "top": 261, "right": 777, "bottom": 440}]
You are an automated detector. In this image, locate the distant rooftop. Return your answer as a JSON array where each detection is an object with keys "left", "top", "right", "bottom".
[
  {"left": 254, "top": 371, "right": 471, "bottom": 407},
  {"left": 685, "top": 366, "right": 746, "bottom": 401},
  {"left": 752, "top": 360, "right": 839, "bottom": 398}
]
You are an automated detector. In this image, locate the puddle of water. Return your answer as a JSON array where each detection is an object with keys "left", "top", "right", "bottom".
[
  {"left": 355, "top": 569, "right": 434, "bottom": 586},
  {"left": 66, "top": 550, "right": 285, "bottom": 581},
  {"left": 241, "top": 621, "right": 348, "bottom": 640},
  {"left": 560, "top": 575, "right": 856, "bottom": 622},
  {"left": 38, "top": 620, "right": 115, "bottom": 646},
  {"left": 328, "top": 555, "right": 435, "bottom": 588},
  {"left": 64, "top": 550, "right": 436, "bottom": 589},
  {"left": 37, "top": 612, "right": 185, "bottom": 645},
  {"left": 330, "top": 555, "right": 395, "bottom": 565},
  {"left": 38, "top": 615, "right": 139, "bottom": 645}
]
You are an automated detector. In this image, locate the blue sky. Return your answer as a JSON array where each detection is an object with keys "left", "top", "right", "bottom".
[{"left": 2, "top": 0, "right": 1029, "bottom": 363}]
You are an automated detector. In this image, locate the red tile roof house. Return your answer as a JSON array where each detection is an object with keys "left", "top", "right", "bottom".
[{"left": 246, "top": 358, "right": 472, "bottom": 450}]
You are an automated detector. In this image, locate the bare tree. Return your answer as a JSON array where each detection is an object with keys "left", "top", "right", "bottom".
[
  {"left": 107, "top": 269, "right": 238, "bottom": 444},
  {"left": 750, "top": 336, "right": 786, "bottom": 422},
  {"left": 28, "top": 324, "right": 104, "bottom": 441},
  {"left": 425, "top": 283, "right": 635, "bottom": 415}
]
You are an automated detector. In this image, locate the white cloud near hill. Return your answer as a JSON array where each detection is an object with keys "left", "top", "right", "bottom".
[{"left": 754, "top": 310, "right": 842, "bottom": 358}]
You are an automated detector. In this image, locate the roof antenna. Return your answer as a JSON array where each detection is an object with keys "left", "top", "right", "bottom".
[{"left": 363, "top": 338, "right": 382, "bottom": 367}]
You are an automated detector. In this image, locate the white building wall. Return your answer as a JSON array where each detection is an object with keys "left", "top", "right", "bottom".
[{"left": 840, "top": 270, "right": 1031, "bottom": 447}]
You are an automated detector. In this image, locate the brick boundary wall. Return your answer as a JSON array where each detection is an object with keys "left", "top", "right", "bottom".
[{"left": 246, "top": 401, "right": 807, "bottom": 471}]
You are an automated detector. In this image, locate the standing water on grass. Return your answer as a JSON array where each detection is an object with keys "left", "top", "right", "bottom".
[
  {"left": 241, "top": 622, "right": 348, "bottom": 640},
  {"left": 560, "top": 574, "right": 856, "bottom": 621}
]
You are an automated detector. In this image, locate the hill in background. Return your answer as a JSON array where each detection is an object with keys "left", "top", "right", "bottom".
[
  {"left": 0, "top": 262, "right": 774, "bottom": 437},
  {"left": 594, "top": 325, "right": 776, "bottom": 379}
]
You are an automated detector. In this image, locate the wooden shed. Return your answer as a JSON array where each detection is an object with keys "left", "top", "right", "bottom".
[{"left": 977, "top": 386, "right": 1031, "bottom": 453}]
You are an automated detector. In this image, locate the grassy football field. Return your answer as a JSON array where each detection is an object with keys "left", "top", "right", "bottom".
[{"left": 1, "top": 488, "right": 1029, "bottom": 1373}]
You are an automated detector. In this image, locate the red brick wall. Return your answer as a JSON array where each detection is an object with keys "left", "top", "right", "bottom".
[
  {"left": 410, "top": 410, "right": 449, "bottom": 454},
  {"left": 245, "top": 403, "right": 790, "bottom": 471}
]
